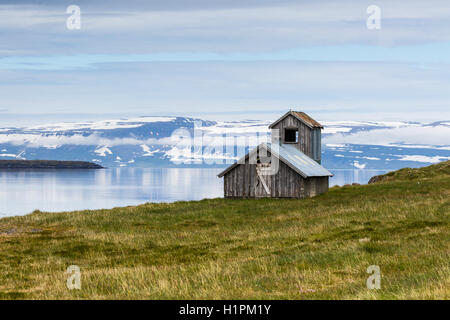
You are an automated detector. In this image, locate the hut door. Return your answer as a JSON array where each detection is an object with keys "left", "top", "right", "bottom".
[{"left": 255, "top": 164, "right": 271, "bottom": 197}]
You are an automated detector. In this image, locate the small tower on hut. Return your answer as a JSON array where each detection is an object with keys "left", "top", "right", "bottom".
[
  {"left": 218, "top": 110, "right": 333, "bottom": 199},
  {"left": 269, "top": 110, "right": 324, "bottom": 164}
]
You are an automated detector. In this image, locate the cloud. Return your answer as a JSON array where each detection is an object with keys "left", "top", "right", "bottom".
[
  {"left": 397, "top": 155, "right": 450, "bottom": 163},
  {"left": 1, "top": 61, "right": 450, "bottom": 121},
  {"left": 2, "top": 1, "right": 450, "bottom": 122},
  {"left": 0, "top": 132, "right": 172, "bottom": 147},
  {"left": 4, "top": 42, "right": 450, "bottom": 71},
  {"left": 0, "top": 129, "right": 269, "bottom": 149},
  {"left": 323, "top": 125, "right": 450, "bottom": 147},
  {"left": 3, "top": 0, "right": 450, "bottom": 57}
]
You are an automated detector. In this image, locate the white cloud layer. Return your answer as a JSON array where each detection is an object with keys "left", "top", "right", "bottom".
[
  {"left": 1, "top": 1, "right": 450, "bottom": 121},
  {"left": 324, "top": 126, "right": 450, "bottom": 147},
  {"left": 1, "top": 61, "right": 449, "bottom": 121},
  {"left": 0, "top": 133, "right": 171, "bottom": 147},
  {"left": 3, "top": 0, "right": 450, "bottom": 56}
]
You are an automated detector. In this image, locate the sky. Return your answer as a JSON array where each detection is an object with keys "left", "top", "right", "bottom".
[{"left": 1, "top": 0, "right": 450, "bottom": 126}]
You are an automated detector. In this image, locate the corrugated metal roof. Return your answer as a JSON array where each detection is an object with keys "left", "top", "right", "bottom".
[
  {"left": 269, "top": 110, "right": 324, "bottom": 129},
  {"left": 266, "top": 143, "right": 333, "bottom": 177},
  {"left": 217, "top": 142, "right": 333, "bottom": 178}
]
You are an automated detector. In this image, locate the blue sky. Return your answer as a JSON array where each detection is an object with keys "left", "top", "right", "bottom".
[{"left": 1, "top": 0, "right": 450, "bottom": 125}]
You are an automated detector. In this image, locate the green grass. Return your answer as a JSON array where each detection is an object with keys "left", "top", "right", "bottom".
[
  {"left": 368, "top": 160, "right": 450, "bottom": 183},
  {"left": 0, "top": 162, "right": 449, "bottom": 299}
]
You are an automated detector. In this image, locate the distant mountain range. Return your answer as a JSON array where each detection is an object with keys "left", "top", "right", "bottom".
[{"left": 1, "top": 116, "right": 449, "bottom": 169}]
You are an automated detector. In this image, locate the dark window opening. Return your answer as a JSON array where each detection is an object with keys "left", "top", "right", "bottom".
[{"left": 284, "top": 128, "right": 298, "bottom": 143}]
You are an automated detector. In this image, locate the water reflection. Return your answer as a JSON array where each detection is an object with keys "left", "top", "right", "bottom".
[
  {"left": 329, "top": 169, "right": 388, "bottom": 187},
  {"left": 0, "top": 168, "right": 387, "bottom": 217}
]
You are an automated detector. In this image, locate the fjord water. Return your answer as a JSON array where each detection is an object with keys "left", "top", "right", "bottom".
[{"left": 0, "top": 168, "right": 387, "bottom": 217}]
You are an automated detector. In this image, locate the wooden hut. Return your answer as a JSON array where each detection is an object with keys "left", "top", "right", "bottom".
[{"left": 217, "top": 110, "right": 333, "bottom": 198}]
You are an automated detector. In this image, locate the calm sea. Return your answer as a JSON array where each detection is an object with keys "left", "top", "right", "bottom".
[{"left": 0, "top": 168, "right": 387, "bottom": 217}]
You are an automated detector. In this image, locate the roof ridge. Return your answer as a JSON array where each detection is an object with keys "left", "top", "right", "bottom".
[
  {"left": 269, "top": 110, "right": 323, "bottom": 129},
  {"left": 290, "top": 111, "right": 323, "bottom": 128}
]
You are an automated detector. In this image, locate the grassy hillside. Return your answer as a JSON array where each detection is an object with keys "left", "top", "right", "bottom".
[
  {"left": 368, "top": 160, "right": 450, "bottom": 183},
  {"left": 0, "top": 162, "right": 449, "bottom": 299}
]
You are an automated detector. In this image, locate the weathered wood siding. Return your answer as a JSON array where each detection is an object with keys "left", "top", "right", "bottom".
[
  {"left": 223, "top": 159, "right": 329, "bottom": 198},
  {"left": 224, "top": 163, "right": 256, "bottom": 198},
  {"left": 311, "top": 128, "right": 322, "bottom": 164},
  {"left": 304, "top": 176, "right": 329, "bottom": 197},
  {"left": 271, "top": 114, "right": 322, "bottom": 164}
]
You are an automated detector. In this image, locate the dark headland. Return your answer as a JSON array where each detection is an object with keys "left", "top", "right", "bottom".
[{"left": 0, "top": 160, "right": 104, "bottom": 169}]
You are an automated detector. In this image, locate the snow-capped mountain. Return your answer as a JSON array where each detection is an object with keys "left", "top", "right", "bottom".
[{"left": 0, "top": 116, "right": 449, "bottom": 169}]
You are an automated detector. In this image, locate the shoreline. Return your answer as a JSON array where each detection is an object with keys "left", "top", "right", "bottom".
[{"left": 0, "top": 160, "right": 104, "bottom": 169}]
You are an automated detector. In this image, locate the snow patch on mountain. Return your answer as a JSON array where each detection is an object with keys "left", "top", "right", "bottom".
[
  {"left": 95, "top": 146, "right": 113, "bottom": 157},
  {"left": 28, "top": 116, "right": 177, "bottom": 131},
  {"left": 140, "top": 144, "right": 159, "bottom": 157},
  {"left": 0, "top": 116, "right": 449, "bottom": 169}
]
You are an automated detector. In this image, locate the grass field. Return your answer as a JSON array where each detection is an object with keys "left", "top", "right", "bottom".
[{"left": 0, "top": 161, "right": 449, "bottom": 299}]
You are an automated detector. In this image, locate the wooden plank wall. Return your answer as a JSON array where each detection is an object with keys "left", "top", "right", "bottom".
[
  {"left": 224, "top": 163, "right": 256, "bottom": 198},
  {"left": 271, "top": 114, "right": 313, "bottom": 158},
  {"left": 224, "top": 161, "right": 329, "bottom": 199},
  {"left": 305, "top": 176, "right": 329, "bottom": 197},
  {"left": 269, "top": 160, "right": 306, "bottom": 198},
  {"left": 311, "top": 128, "right": 322, "bottom": 164}
]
